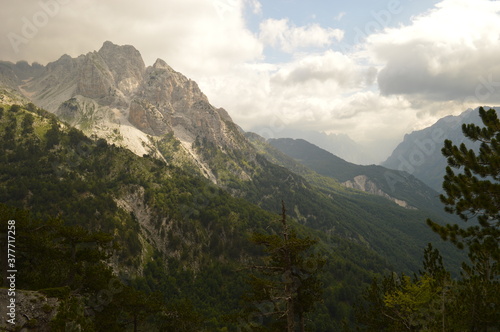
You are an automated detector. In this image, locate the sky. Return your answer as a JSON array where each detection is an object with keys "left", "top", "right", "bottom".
[{"left": 2, "top": 0, "right": 500, "bottom": 162}]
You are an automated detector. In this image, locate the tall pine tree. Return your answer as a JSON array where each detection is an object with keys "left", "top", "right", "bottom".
[
  {"left": 427, "top": 107, "right": 500, "bottom": 330},
  {"left": 243, "top": 201, "right": 324, "bottom": 332},
  {"left": 427, "top": 107, "right": 499, "bottom": 266}
]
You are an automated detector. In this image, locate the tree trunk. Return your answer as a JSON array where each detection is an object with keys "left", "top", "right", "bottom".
[
  {"left": 300, "top": 311, "right": 305, "bottom": 332},
  {"left": 286, "top": 292, "right": 294, "bottom": 331}
]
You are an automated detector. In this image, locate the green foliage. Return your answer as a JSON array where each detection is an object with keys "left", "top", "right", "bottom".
[
  {"left": 50, "top": 296, "right": 95, "bottom": 332},
  {"left": 426, "top": 107, "right": 500, "bottom": 330},
  {"left": 21, "top": 113, "right": 34, "bottom": 135},
  {"left": 359, "top": 108, "right": 500, "bottom": 331},
  {"left": 357, "top": 244, "right": 453, "bottom": 331},
  {"left": 383, "top": 274, "right": 436, "bottom": 330},
  {"left": 249, "top": 134, "right": 464, "bottom": 275},
  {"left": 39, "top": 286, "right": 71, "bottom": 299},
  {"left": 243, "top": 202, "right": 325, "bottom": 331},
  {"left": 9, "top": 104, "right": 21, "bottom": 113},
  {"left": 357, "top": 243, "right": 500, "bottom": 331},
  {"left": 45, "top": 118, "right": 60, "bottom": 149},
  {"left": 159, "top": 299, "right": 204, "bottom": 331},
  {"left": 0, "top": 101, "right": 459, "bottom": 330},
  {"left": 428, "top": 107, "right": 500, "bottom": 251}
]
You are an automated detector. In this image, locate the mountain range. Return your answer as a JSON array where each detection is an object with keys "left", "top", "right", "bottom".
[
  {"left": 382, "top": 108, "right": 498, "bottom": 192},
  {"left": 250, "top": 126, "right": 381, "bottom": 165},
  {"left": 0, "top": 41, "right": 470, "bottom": 330}
]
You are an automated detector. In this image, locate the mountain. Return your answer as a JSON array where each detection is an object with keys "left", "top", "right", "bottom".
[
  {"left": 250, "top": 126, "right": 382, "bottom": 165},
  {"left": 382, "top": 107, "right": 497, "bottom": 192},
  {"left": 265, "top": 137, "right": 446, "bottom": 213},
  {"left": 0, "top": 41, "right": 451, "bottom": 237},
  {"left": 0, "top": 98, "right": 396, "bottom": 330},
  {"left": 0, "top": 41, "right": 253, "bottom": 185},
  {"left": 0, "top": 42, "right": 466, "bottom": 330},
  {"left": 247, "top": 134, "right": 464, "bottom": 266},
  {"left": 0, "top": 41, "right": 465, "bottom": 270}
]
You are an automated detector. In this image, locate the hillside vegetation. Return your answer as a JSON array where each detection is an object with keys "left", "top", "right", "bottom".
[{"left": 0, "top": 102, "right": 389, "bottom": 330}]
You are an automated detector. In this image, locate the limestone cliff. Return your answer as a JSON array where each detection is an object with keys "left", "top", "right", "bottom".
[
  {"left": 343, "top": 175, "right": 416, "bottom": 210},
  {"left": 1, "top": 41, "right": 253, "bottom": 184}
]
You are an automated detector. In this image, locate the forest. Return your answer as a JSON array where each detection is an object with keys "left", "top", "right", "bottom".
[{"left": 0, "top": 102, "right": 498, "bottom": 331}]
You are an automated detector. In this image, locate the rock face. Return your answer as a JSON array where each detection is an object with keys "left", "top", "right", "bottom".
[
  {"left": 343, "top": 175, "right": 416, "bottom": 210},
  {"left": 1, "top": 41, "right": 249, "bottom": 183},
  {"left": 382, "top": 108, "right": 488, "bottom": 192},
  {"left": 0, "top": 290, "right": 59, "bottom": 331}
]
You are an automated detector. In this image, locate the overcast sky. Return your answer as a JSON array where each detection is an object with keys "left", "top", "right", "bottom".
[{"left": 2, "top": 0, "right": 500, "bottom": 159}]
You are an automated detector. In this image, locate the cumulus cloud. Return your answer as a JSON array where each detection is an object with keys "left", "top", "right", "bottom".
[
  {"left": 0, "top": 0, "right": 263, "bottom": 76},
  {"left": 270, "top": 50, "right": 377, "bottom": 91},
  {"left": 199, "top": 54, "right": 386, "bottom": 144},
  {"left": 245, "top": 0, "right": 262, "bottom": 14},
  {"left": 259, "top": 18, "right": 344, "bottom": 53},
  {"left": 368, "top": 0, "right": 500, "bottom": 104}
]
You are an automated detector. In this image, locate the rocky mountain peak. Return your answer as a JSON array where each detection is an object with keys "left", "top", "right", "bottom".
[
  {"left": 152, "top": 58, "right": 173, "bottom": 71},
  {"left": 97, "top": 41, "right": 145, "bottom": 94},
  {"left": 382, "top": 107, "right": 488, "bottom": 191},
  {"left": 1, "top": 41, "right": 257, "bottom": 184}
]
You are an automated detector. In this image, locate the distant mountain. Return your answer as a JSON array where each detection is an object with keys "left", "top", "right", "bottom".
[
  {"left": 382, "top": 108, "right": 497, "bottom": 192},
  {"left": 248, "top": 134, "right": 464, "bottom": 268},
  {"left": 265, "top": 137, "right": 447, "bottom": 216},
  {"left": 250, "top": 127, "right": 382, "bottom": 165}
]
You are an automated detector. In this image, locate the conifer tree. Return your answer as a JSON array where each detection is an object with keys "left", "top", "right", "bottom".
[
  {"left": 244, "top": 201, "right": 324, "bottom": 332},
  {"left": 427, "top": 107, "right": 500, "bottom": 258},
  {"left": 427, "top": 107, "right": 500, "bottom": 330},
  {"left": 357, "top": 244, "right": 453, "bottom": 331}
]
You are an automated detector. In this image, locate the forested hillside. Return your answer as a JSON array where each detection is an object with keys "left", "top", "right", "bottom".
[
  {"left": 357, "top": 107, "right": 500, "bottom": 331},
  {"left": 0, "top": 102, "right": 391, "bottom": 330},
  {"left": 0, "top": 99, "right": 484, "bottom": 331}
]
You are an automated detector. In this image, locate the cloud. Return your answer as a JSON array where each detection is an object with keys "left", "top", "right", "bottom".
[
  {"left": 270, "top": 50, "right": 377, "bottom": 91},
  {"left": 367, "top": 0, "right": 500, "bottom": 104},
  {"left": 334, "top": 12, "right": 346, "bottom": 21},
  {"left": 198, "top": 52, "right": 386, "bottom": 144},
  {"left": 246, "top": 0, "right": 262, "bottom": 14},
  {"left": 0, "top": 0, "right": 263, "bottom": 77},
  {"left": 259, "top": 18, "right": 344, "bottom": 53}
]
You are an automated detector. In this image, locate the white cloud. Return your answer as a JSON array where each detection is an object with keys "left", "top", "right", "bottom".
[
  {"left": 200, "top": 0, "right": 500, "bottom": 154},
  {"left": 270, "top": 50, "right": 376, "bottom": 91},
  {"left": 0, "top": 0, "right": 263, "bottom": 77},
  {"left": 334, "top": 12, "right": 346, "bottom": 21},
  {"left": 198, "top": 51, "right": 382, "bottom": 142},
  {"left": 259, "top": 18, "right": 344, "bottom": 53},
  {"left": 245, "top": 0, "right": 262, "bottom": 14},
  {"left": 367, "top": 0, "right": 500, "bottom": 104}
]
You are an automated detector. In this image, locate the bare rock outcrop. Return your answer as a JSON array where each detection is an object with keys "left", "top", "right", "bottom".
[{"left": 343, "top": 175, "right": 416, "bottom": 210}]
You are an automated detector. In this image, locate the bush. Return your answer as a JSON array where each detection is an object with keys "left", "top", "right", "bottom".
[{"left": 39, "top": 286, "right": 71, "bottom": 299}]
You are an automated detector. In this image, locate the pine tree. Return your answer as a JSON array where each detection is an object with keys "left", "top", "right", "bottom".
[
  {"left": 427, "top": 107, "right": 500, "bottom": 256},
  {"left": 243, "top": 201, "right": 324, "bottom": 332},
  {"left": 357, "top": 244, "right": 453, "bottom": 332},
  {"left": 427, "top": 107, "right": 500, "bottom": 331},
  {"left": 45, "top": 118, "right": 60, "bottom": 149}
]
